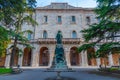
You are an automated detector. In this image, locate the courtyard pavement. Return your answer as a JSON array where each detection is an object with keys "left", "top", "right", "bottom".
[{"left": 0, "top": 68, "right": 120, "bottom": 80}]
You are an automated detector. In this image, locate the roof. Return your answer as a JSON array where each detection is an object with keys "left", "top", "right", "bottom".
[{"left": 36, "top": 3, "right": 94, "bottom": 10}]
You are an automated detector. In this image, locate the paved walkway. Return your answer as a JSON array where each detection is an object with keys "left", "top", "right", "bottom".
[{"left": 0, "top": 69, "right": 119, "bottom": 80}]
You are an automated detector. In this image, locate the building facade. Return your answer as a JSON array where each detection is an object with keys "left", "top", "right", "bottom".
[{"left": 0, "top": 3, "right": 120, "bottom": 68}]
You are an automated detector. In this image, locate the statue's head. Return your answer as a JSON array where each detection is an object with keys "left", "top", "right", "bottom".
[{"left": 58, "top": 30, "right": 61, "bottom": 34}]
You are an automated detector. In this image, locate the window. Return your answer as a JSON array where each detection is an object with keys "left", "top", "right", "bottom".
[
  {"left": 86, "top": 16, "right": 91, "bottom": 25},
  {"left": 43, "top": 31, "right": 48, "bottom": 38},
  {"left": 44, "top": 16, "right": 48, "bottom": 23},
  {"left": 28, "top": 33, "right": 32, "bottom": 40},
  {"left": 58, "top": 16, "right": 62, "bottom": 23},
  {"left": 71, "top": 16, "right": 76, "bottom": 23},
  {"left": 72, "top": 31, "right": 77, "bottom": 38}
]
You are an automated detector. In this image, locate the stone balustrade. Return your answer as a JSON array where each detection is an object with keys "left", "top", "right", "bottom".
[{"left": 30, "top": 38, "right": 81, "bottom": 44}]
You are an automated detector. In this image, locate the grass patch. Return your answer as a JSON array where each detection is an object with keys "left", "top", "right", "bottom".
[
  {"left": 0, "top": 68, "right": 12, "bottom": 74},
  {"left": 110, "top": 68, "right": 119, "bottom": 71},
  {"left": 99, "top": 67, "right": 120, "bottom": 74}
]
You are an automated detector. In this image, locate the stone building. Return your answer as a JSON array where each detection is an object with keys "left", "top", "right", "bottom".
[{"left": 0, "top": 3, "right": 120, "bottom": 68}]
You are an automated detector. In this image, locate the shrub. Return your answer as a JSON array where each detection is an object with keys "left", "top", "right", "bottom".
[{"left": 0, "top": 68, "right": 12, "bottom": 74}]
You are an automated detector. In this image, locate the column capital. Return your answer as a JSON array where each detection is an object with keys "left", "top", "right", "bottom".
[{"left": 64, "top": 47, "right": 71, "bottom": 53}]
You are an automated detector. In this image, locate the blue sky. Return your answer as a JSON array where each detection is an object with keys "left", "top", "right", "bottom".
[{"left": 36, "top": 0, "right": 97, "bottom": 8}]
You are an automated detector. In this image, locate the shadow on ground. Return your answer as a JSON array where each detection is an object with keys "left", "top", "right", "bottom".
[
  {"left": 45, "top": 76, "right": 76, "bottom": 80},
  {"left": 87, "top": 70, "right": 120, "bottom": 79}
]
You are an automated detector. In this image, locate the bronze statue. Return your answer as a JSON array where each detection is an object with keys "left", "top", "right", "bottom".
[
  {"left": 56, "top": 31, "right": 63, "bottom": 44},
  {"left": 51, "top": 31, "right": 67, "bottom": 69}
]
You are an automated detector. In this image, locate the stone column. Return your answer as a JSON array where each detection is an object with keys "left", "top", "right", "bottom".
[
  {"left": 49, "top": 50, "right": 54, "bottom": 67},
  {"left": 31, "top": 48, "right": 36, "bottom": 67},
  {"left": 96, "top": 58, "right": 100, "bottom": 66},
  {"left": 79, "top": 53, "right": 82, "bottom": 66},
  {"left": 64, "top": 47, "right": 71, "bottom": 68},
  {"left": 81, "top": 51, "right": 88, "bottom": 66},
  {"left": 36, "top": 51, "right": 39, "bottom": 67},
  {"left": 5, "top": 49, "right": 11, "bottom": 68},
  {"left": 81, "top": 51, "right": 85, "bottom": 66},
  {"left": 18, "top": 55, "right": 23, "bottom": 67},
  {"left": 94, "top": 46, "right": 100, "bottom": 67},
  {"left": 31, "top": 44, "right": 39, "bottom": 67},
  {"left": 18, "top": 47, "right": 24, "bottom": 67},
  {"left": 66, "top": 51, "right": 71, "bottom": 68},
  {"left": 108, "top": 52, "right": 113, "bottom": 66},
  {"left": 84, "top": 51, "right": 88, "bottom": 66}
]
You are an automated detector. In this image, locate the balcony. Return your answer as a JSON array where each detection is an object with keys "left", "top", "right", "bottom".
[{"left": 30, "top": 38, "right": 81, "bottom": 44}]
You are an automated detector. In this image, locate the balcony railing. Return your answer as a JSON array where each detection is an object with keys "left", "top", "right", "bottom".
[{"left": 30, "top": 38, "right": 81, "bottom": 44}]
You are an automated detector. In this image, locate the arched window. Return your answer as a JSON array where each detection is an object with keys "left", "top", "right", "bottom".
[
  {"left": 43, "top": 31, "right": 48, "bottom": 38},
  {"left": 28, "top": 33, "right": 32, "bottom": 40},
  {"left": 72, "top": 31, "right": 77, "bottom": 38},
  {"left": 23, "top": 48, "right": 32, "bottom": 66},
  {"left": 70, "top": 47, "right": 80, "bottom": 66},
  {"left": 39, "top": 47, "right": 49, "bottom": 66}
]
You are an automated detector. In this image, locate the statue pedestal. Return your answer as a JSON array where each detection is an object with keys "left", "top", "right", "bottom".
[{"left": 51, "top": 56, "right": 68, "bottom": 70}]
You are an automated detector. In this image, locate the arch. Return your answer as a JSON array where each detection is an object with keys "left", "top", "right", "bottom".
[
  {"left": 112, "top": 54, "right": 119, "bottom": 66},
  {"left": 70, "top": 47, "right": 80, "bottom": 66},
  {"left": 72, "top": 31, "right": 77, "bottom": 38},
  {"left": 39, "top": 47, "right": 49, "bottom": 66},
  {"left": 43, "top": 30, "right": 48, "bottom": 38},
  {"left": 87, "top": 48, "right": 97, "bottom": 66},
  {"left": 112, "top": 49, "right": 120, "bottom": 66},
  {"left": 100, "top": 57, "right": 109, "bottom": 66},
  {"left": 22, "top": 48, "right": 32, "bottom": 66}
]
